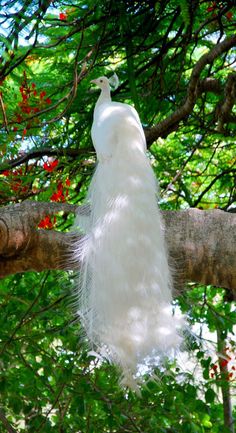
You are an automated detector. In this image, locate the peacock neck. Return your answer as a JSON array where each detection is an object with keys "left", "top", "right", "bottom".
[{"left": 95, "top": 86, "right": 111, "bottom": 109}]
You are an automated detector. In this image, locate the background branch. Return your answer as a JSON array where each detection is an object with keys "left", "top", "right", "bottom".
[
  {"left": 0, "top": 408, "right": 18, "bottom": 433},
  {"left": 145, "top": 35, "right": 236, "bottom": 143}
]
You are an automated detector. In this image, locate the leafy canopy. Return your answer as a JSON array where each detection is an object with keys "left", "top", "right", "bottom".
[{"left": 0, "top": 0, "right": 235, "bottom": 432}]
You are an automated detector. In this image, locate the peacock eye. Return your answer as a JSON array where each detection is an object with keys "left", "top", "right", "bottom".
[{"left": 100, "top": 79, "right": 103, "bottom": 83}]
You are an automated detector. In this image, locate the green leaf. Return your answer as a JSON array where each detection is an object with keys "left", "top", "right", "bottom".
[{"left": 205, "top": 388, "right": 216, "bottom": 404}]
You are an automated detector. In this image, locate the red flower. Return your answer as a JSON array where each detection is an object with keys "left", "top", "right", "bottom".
[
  {"left": 65, "top": 178, "right": 71, "bottom": 186},
  {"left": 50, "top": 190, "right": 65, "bottom": 202},
  {"left": 13, "top": 126, "right": 18, "bottom": 132},
  {"left": 50, "top": 192, "right": 58, "bottom": 202},
  {"left": 33, "top": 90, "right": 37, "bottom": 96},
  {"left": 43, "top": 159, "right": 59, "bottom": 172},
  {"left": 12, "top": 168, "right": 23, "bottom": 176},
  {"left": 38, "top": 215, "right": 54, "bottom": 229},
  {"left": 227, "top": 372, "right": 234, "bottom": 381},
  {"left": 2, "top": 170, "right": 10, "bottom": 176},
  {"left": 11, "top": 181, "right": 22, "bottom": 192},
  {"left": 59, "top": 12, "right": 67, "bottom": 20},
  {"left": 45, "top": 97, "right": 52, "bottom": 104},
  {"left": 21, "top": 185, "right": 29, "bottom": 194},
  {"left": 31, "top": 83, "right": 36, "bottom": 89},
  {"left": 40, "top": 91, "right": 46, "bottom": 99},
  {"left": 22, "top": 106, "right": 31, "bottom": 114},
  {"left": 212, "top": 364, "right": 218, "bottom": 371},
  {"left": 57, "top": 181, "right": 63, "bottom": 191},
  {"left": 207, "top": 2, "right": 216, "bottom": 13},
  {"left": 220, "top": 359, "right": 229, "bottom": 368},
  {"left": 16, "top": 114, "right": 23, "bottom": 123},
  {"left": 226, "top": 11, "right": 233, "bottom": 20}
]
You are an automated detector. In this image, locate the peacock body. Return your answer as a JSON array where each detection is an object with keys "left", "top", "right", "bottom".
[{"left": 73, "top": 76, "right": 183, "bottom": 384}]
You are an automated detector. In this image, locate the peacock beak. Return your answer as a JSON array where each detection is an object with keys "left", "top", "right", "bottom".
[{"left": 90, "top": 79, "right": 98, "bottom": 85}]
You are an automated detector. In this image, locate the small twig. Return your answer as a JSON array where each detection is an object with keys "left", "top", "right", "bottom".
[
  {"left": 0, "top": 91, "right": 9, "bottom": 133},
  {"left": 162, "top": 146, "right": 197, "bottom": 196},
  {"left": 193, "top": 166, "right": 236, "bottom": 207},
  {"left": 35, "top": 383, "right": 66, "bottom": 433},
  {"left": 41, "top": 49, "right": 94, "bottom": 125},
  {"left": 0, "top": 408, "right": 18, "bottom": 433},
  {"left": 0, "top": 273, "right": 49, "bottom": 356}
]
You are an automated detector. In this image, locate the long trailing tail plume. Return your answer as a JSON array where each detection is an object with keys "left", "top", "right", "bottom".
[{"left": 72, "top": 74, "right": 184, "bottom": 387}]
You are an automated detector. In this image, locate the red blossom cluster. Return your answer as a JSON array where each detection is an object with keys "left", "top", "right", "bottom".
[
  {"left": 2, "top": 156, "right": 71, "bottom": 227},
  {"left": 50, "top": 178, "right": 71, "bottom": 202},
  {"left": 206, "top": 2, "right": 233, "bottom": 20},
  {"left": 59, "top": 12, "right": 67, "bottom": 20},
  {"left": 15, "top": 71, "right": 52, "bottom": 138},
  {"left": 38, "top": 215, "right": 57, "bottom": 229},
  {"left": 38, "top": 159, "right": 71, "bottom": 229},
  {"left": 210, "top": 346, "right": 236, "bottom": 381},
  {"left": 2, "top": 168, "right": 29, "bottom": 194},
  {"left": 43, "top": 159, "right": 59, "bottom": 172}
]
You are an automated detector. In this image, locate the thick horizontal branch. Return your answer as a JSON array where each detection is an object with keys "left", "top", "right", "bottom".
[
  {"left": 145, "top": 35, "right": 236, "bottom": 143},
  {"left": 0, "top": 147, "right": 94, "bottom": 173},
  {"left": 0, "top": 202, "right": 235, "bottom": 297},
  {"left": 198, "top": 77, "right": 223, "bottom": 95},
  {"left": 163, "top": 209, "right": 236, "bottom": 296}
]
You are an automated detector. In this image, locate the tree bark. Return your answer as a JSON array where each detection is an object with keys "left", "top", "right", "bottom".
[
  {"left": 0, "top": 201, "right": 235, "bottom": 296},
  {"left": 163, "top": 209, "right": 236, "bottom": 295},
  {"left": 217, "top": 329, "right": 235, "bottom": 433}
]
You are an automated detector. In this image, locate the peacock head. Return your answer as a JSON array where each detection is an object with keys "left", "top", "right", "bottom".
[
  {"left": 90, "top": 76, "right": 110, "bottom": 90},
  {"left": 91, "top": 74, "right": 119, "bottom": 91}
]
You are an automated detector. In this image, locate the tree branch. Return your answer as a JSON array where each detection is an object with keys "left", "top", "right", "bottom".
[
  {"left": 217, "top": 329, "right": 235, "bottom": 433},
  {"left": 216, "top": 73, "right": 236, "bottom": 132},
  {"left": 198, "top": 77, "right": 223, "bottom": 95},
  {"left": 0, "top": 148, "right": 94, "bottom": 172},
  {"left": 193, "top": 167, "right": 236, "bottom": 207},
  {"left": 0, "top": 408, "right": 18, "bottom": 433},
  {"left": 0, "top": 202, "right": 235, "bottom": 295},
  {"left": 145, "top": 35, "right": 236, "bottom": 143}
]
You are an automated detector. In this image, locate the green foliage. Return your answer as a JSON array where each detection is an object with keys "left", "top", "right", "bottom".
[
  {"left": 0, "top": 0, "right": 235, "bottom": 431},
  {"left": 177, "top": 0, "right": 191, "bottom": 27},
  {"left": 1, "top": 271, "right": 235, "bottom": 432}
]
